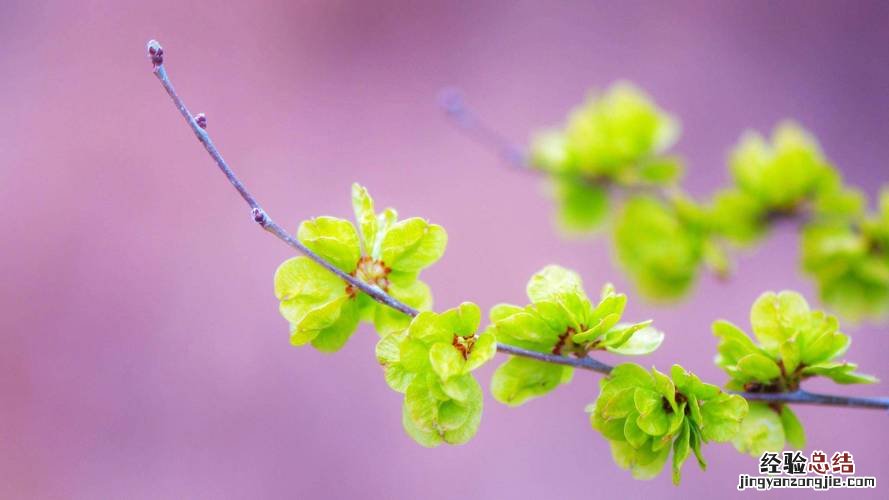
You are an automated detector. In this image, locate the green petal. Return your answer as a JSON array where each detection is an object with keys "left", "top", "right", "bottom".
[
  {"left": 379, "top": 218, "right": 447, "bottom": 272},
  {"left": 297, "top": 216, "right": 361, "bottom": 272}
]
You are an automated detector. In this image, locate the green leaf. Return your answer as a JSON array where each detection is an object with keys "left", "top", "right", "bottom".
[
  {"left": 526, "top": 265, "right": 584, "bottom": 303},
  {"left": 732, "top": 403, "right": 785, "bottom": 456},
  {"left": 351, "top": 183, "right": 378, "bottom": 253},
  {"left": 780, "top": 406, "right": 806, "bottom": 449},
  {"left": 699, "top": 393, "right": 748, "bottom": 442},
  {"left": 609, "top": 440, "right": 671, "bottom": 481},
  {"left": 440, "top": 302, "right": 481, "bottom": 337},
  {"left": 638, "top": 156, "right": 683, "bottom": 185},
  {"left": 801, "top": 362, "right": 877, "bottom": 384},
  {"left": 604, "top": 324, "right": 663, "bottom": 355},
  {"left": 297, "top": 216, "right": 361, "bottom": 273},
  {"left": 749, "top": 291, "right": 810, "bottom": 352},
  {"left": 672, "top": 420, "right": 691, "bottom": 485},
  {"left": 401, "top": 401, "right": 443, "bottom": 448},
  {"left": 553, "top": 178, "right": 609, "bottom": 233},
  {"left": 274, "top": 256, "right": 346, "bottom": 325},
  {"left": 310, "top": 298, "right": 361, "bottom": 352},
  {"left": 736, "top": 353, "right": 782, "bottom": 382},
  {"left": 428, "top": 343, "right": 465, "bottom": 382},
  {"left": 380, "top": 218, "right": 447, "bottom": 272},
  {"left": 490, "top": 357, "right": 571, "bottom": 406}
]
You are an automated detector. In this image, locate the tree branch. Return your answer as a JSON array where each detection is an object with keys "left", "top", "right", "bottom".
[{"left": 147, "top": 40, "right": 889, "bottom": 412}]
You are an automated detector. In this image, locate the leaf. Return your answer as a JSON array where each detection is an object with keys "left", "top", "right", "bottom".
[
  {"left": 428, "top": 343, "right": 465, "bottom": 382},
  {"left": 736, "top": 353, "right": 782, "bottom": 382},
  {"left": 801, "top": 362, "right": 878, "bottom": 384},
  {"left": 297, "top": 216, "right": 361, "bottom": 273},
  {"left": 749, "top": 291, "right": 810, "bottom": 352},
  {"left": 731, "top": 403, "right": 785, "bottom": 456},
  {"left": 440, "top": 302, "right": 481, "bottom": 337},
  {"left": 490, "top": 357, "right": 571, "bottom": 406},
  {"left": 526, "top": 265, "right": 585, "bottom": 303},
  {"left": 699, "top": 393, "right": 748, "bottom": 442},
  {"left": 605, "top": 325, "right": 664, "bottom": 355},
  {"left": 380, "top": 218, "right": 447, "bottom": 272},
  {"left": 351, "top": 183, "right": 378, "bottom": 253},
  {"left": 553, "top": 178, "right": 609, "bottom": 233},
  {"left": 672, "top": 420, "right": 691, "bottom": 485},
  {"left": 310, "top": 298, "right": 362, "bottom": 353},
  {"left": 780, "top": 406, "right": 806, "bottom": 449}
]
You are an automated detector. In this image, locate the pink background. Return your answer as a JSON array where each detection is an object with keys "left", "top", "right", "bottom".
[{"left": 2, "top": 1, "right": 888, "bottom": 498}]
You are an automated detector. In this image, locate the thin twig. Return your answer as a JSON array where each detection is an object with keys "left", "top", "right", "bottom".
[{"left": 148, "top": 40, "right": 889, "bottom": 412}]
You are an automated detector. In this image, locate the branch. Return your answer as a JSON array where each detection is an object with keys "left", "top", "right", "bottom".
[{"left": 147, "top": 40, "right": 889, "bottom": 412}]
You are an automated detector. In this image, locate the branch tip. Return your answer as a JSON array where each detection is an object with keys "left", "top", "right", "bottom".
[{"left": 147, "top": 39, "right": 164, "bottom": 66}]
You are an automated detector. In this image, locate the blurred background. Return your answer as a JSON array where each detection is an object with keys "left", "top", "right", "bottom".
[{"left": 2, "top": 0, "right": 888, "bottom": 498}]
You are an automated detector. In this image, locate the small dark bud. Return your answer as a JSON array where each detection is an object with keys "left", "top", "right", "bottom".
[
  {"left": 195, "top": 113, "right": 207, "bottom": 129},
  {"left": 147, "top": 40, "right": 164, "bottom": 66},
  {"left": 252, "top": 208, "right": 266, "bottom": 224}
]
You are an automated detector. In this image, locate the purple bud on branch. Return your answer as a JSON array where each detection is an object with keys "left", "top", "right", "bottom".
[
  {"left": 195, "top": 113, "right": 207, "bottom": 129},
  {"left": 147, "top": 40, "right": 164, "bottom": 66}
]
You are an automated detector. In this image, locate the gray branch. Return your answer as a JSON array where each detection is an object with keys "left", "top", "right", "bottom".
[{"left": 147, "top": 40, "right": 889, "bottom": 412}]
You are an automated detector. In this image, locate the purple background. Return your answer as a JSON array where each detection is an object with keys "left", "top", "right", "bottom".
[{"left": 2, "top": 1, "right": 888, "bottom": 498}]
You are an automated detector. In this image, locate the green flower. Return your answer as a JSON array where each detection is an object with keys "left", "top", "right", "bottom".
[
  {"left": 729, "top": 122, "right": 837, "bottom": 213},
  {"left": 589, "top": 363, "right": 748, "bottom": 484},
  {"left": 613, "top": 196, "right": 708, "bottom": 299},
  {"left": 802, "top": 188, "right": 889, "bottom": 320},
  {"left": 489, "top": 265, "right": 663, "bottom": 406},
  {"left": 274, "top": 184, "right": 446, "bottom": 352},
  {"left": 713, "top": 291, "right": 876, "bottom": 455},
  {"left": 530, "top": 82, "right": 682, "bottom": 233},
  {"left": 376, "top": 303, "right": 496, "bottom": 447}
]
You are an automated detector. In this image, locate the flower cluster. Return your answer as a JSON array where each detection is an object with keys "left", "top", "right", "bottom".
[
  {"left": 713, "top": 291, "right": 876, "bottom": 455},
  {"left": 530, "top": 83, "right": 682, "bottom": 233},
  {"left": 487, "top": 265, "right": 663, "bottom": 406},
  {"left": 377, "top": 303, "right": 496, "bottom": 446},
  {"left": 527, "top": 83, "right": 889, "bottom": 321},
  {"left": 274, "top": 184, "right": 446, "bottom": 351},
  {"left": 589, "top": 363, "right": 748, "bottom": 484},
  {"left": 802, "top": 188, "right": 889, "bottom": 320}
]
